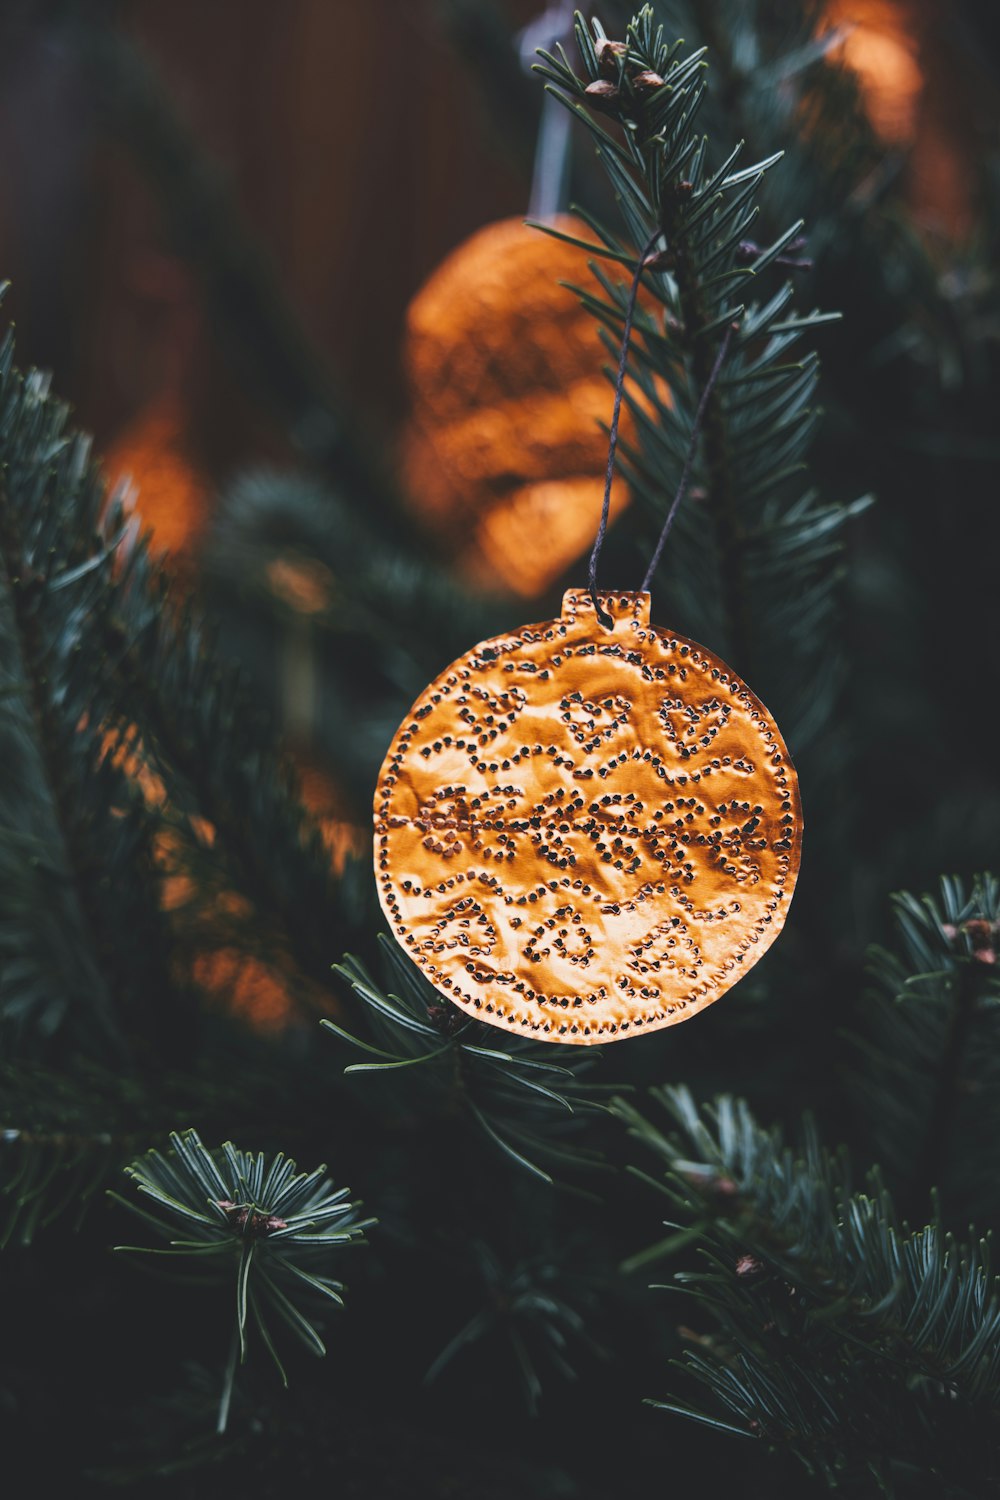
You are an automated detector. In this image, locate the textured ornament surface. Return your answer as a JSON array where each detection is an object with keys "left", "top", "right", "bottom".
[{"left": 374, "top": 591, "right": 802, "bottom": 1044}]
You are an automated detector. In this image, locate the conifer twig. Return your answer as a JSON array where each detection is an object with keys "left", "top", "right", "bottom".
[
  {"left": 0, "top": 484, "right": 126, "bottom": 1056},
  {"left": 535, "top": 7, "right": 864, "bottom": 749},
  {"left": 910, "top": 961, "right": 981, "bottom": 1218},
  {"left": 641, "top": 321, "right": 735, "bottom": 591}
]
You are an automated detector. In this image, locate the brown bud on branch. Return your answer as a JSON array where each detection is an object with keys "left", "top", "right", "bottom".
[
  {"left": 735, "top": 1253, "right": 765, "bottom": 1279},
  {"left": 595, "top": 38, "right": 628, "bottom": 77},
  {"left": 216, "top": 1200, "right": 288, "bottom": 1237},
  {"left": 584, "top": 79, "right": 621, "bottom": 112}
]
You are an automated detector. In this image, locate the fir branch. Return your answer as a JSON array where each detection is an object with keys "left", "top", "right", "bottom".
[
  {"left": 0, "top": 1125, "right": 130, "bottom": 1249},
  {"left": 913, "top": 960, "right": 980, "bottom": 1217},
  {"left": 855, "top": 875, "right": 1000, "bottom": 1224},
  {"left": 0, "top": 306, "right": 365, "bottom": 1046},
  {"left": 0, "top": 500, "right": 120, "bottom": 1051},
  {"left": 113, "top": 1130, "right": 373, "bottom": 1429},
  {"left": 616, "top": 1086, "right": 1000, "bottom": 1490},
  {"left": 329, "top": 937, "right": 611, "bottom": 1184},
  {"left": 103, "top": 603, "right": 344, "bottom": 1000},
  {"left": 0, "top": 332, "right": 179, "bottom": 1056},
  {"left": 199, "top": 468, "right": 503, "bottom": 803},
  {"left": 425, "top": 1240, "right": 607, "bottom": 1415},
  {"left": 537, "top": 7, "right": 869, "bottom": 751},
  {"left": 659, "top": 180, "right": 751, "bottom": 659},
  {"left": 0, "top": 481, "right": 138, "bottom": 1055}
]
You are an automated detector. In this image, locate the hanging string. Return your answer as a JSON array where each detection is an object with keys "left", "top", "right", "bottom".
[
  {"left": 640, "top": 323, "right": 735, "bottom": 593},
  {"left": 588, "top": 229, "right": 662, "bottom": 627},
  {"left": 588, "top": 231, "right": 737, "bottom": 624}
]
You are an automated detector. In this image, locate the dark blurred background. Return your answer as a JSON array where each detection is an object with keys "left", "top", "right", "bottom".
[
  {"left": 0, "top": 0, "right": 991, "bottom": 536},
  {"left": 1, "top": 0, "right": 534, "bottom": 504}
]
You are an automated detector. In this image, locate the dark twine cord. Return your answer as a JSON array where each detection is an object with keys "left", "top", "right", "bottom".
[
  {"left": 588, "top": 232, "right": 737, "bottom": 627},
  {"left": 588, "top": 229, "right": 662, "bottom": 629},
  {"left": 640, "top": 322, "right": 735, "bottom": 593}
]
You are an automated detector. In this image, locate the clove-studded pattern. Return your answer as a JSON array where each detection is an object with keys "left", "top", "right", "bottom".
[{"left": 374, "top": 591, "right": 802, "bottom": 1044}]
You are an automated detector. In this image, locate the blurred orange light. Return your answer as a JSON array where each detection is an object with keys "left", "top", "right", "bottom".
[
  {"left": 824, "top": 1, "right": 923, "bottom": 144},
  {"left": 266, "top": 554, "right": 336, "bottom": 615},
  {"left": 192, "top": 948, "right": 297, "bottom": 1033},
  {"left": 104, "top": 393, "right": 208, "bottom": 566},
  {"left": 293, "top": 755, "right": 369, "bottom": 878}
]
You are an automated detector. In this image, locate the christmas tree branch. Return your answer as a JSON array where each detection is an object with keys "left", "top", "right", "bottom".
[
  {"left": 103, "top": 602, "right": 347, "bottom": 1004},
  {"left": 536, "top": 7, "right": 868, "bottom": 748},
  {"left": 1, "top": 1123, "right": 130, "bottom": 1248},
  {"left": 114, "top": 1130, "right": 373, "bottom": 1426},
  {"left": 650, "top": 184, "right": 749, "bottom": 654},
  {"left": 0, "top": 303, "right": 370, "bottom": 1054},
  {"left": 199, "top": 469, "right": 503, "bottom": 807},
  {"left": 911, "top": 960, "right": 981, "bottom": 1218},
  {"left": 617, "top": 1085, "right": 1000, "bottom": 1489},
  {"left": 0, "top": 330, "right": 180, "bottom": 1054},
  {"left": 330, "top": 938, "right": 612, "bottom": 1184},
  {"left": 0, "top": 479, "right": 123, "bottom": 1053},
  {"left": 856, "top": 876, "right": 1000, "bottom": 1226}
]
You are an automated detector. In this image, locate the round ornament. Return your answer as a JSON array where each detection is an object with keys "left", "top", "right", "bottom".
[{"left": 374, "top": 589, "right": 802, "bottom": 1044}]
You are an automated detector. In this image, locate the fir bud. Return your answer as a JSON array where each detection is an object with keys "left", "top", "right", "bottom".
[
  {"left": 735, "top": 1253, "right": 764, "bottom": 1279},
  {"left": 681, "top": 1167, "right": 739, "bottom": 1199},
  {"left": 595, "top": 37, "right": 628, "bottom": 77},
  {"left": 427, "top": 1001, "right": 465, "bottom": 1036},
  {"left": 960, "top": 918, "right": 997, "bottom": 964},
  {"left": 217, "top": 1199, "right": 288, "bottom": 1237},
  {"left": 964, "top": 918, "right": 993, "bottom": 946},
  {"left": 632, "top": 70, "right": 665, "bottom": 93},
  {"left": 584, "top": 79, "right": 621, "bottom": 112}
]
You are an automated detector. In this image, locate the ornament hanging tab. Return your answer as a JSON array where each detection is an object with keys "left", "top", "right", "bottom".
[{"left": 374, "top": 589, "right": 802, "bottom": 1045}]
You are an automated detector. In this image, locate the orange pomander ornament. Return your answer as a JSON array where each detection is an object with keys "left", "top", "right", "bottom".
[
  {"left": 374, "top": 590, "right": 802, "bottom": 1045},
  {"left": 400, "top": 217, "right": 635, "bottom": 597}
]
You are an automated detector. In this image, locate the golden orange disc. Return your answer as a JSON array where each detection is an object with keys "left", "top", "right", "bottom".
[{"left": 374, "top": 590, "right": 802, "bottom": 1044}]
